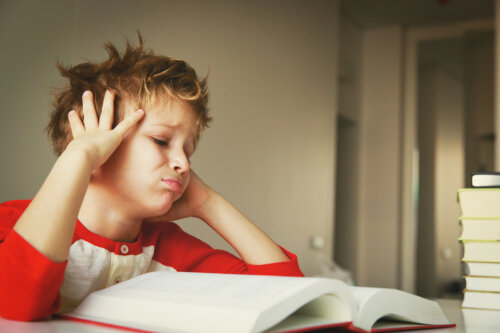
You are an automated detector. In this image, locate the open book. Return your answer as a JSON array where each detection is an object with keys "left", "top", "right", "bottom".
[{"left": 60, "top": 271, "right": 454, "bottom": 333}]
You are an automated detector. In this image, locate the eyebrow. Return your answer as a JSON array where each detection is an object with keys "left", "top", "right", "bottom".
[{"left": 149, "top": 123, "right": 178, "bottom": 129}]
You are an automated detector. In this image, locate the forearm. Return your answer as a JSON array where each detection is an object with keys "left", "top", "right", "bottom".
[
  {"left": 200, "top": 192, "right": 289, "bottom": 265},
  {"left": 13, "top": 148, "right": 92, "bottom": 262}
]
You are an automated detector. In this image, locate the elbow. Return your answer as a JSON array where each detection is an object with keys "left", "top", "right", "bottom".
[
  {"left": 0, "top": 293, "right": 59, "bottom": 321},
  {"left": 0, "top": 307, "right": 54, "bottom": 322},
  {"left": 0, "top": 306, "right": 50, "bottom": 322}
]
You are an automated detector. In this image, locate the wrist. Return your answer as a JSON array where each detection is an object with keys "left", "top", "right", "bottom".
[
  {"left": 195, "top": 188, "right": 222, "bottom": 223},
  {"left": 63, "top": 142, "right": 99, "bottom": 172}
]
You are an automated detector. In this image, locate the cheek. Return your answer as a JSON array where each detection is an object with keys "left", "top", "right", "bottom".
[
  {"left": 125, "top": 141, "right": 166, "bottom": 170},
  {"left": 103, "top": 142, "right": 166, "bottom": 182}
]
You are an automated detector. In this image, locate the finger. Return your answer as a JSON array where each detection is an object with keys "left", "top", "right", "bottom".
[
  {"left": 68, "top": 110, "right": 85, "bottom": 138},
  {"left": 113, "top": 109, "right": 145, "bottom": 137},
  {"left": 82, "top": 90, "right": 99, "bottom": 129},
  {"left": 99, "top": 89, "right": 115, "bottom": 129}
]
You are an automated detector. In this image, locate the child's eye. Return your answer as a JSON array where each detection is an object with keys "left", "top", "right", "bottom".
[{"left": 153, "top": 138, "right": 168, "bottom": 147}]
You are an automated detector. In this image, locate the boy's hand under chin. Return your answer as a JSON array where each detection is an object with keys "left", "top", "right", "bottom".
[
  {"left": 146, "top": 170, "right": 217, "bottom": 223},
  {"left": 146, "top": 169, "right": 290, "bottom": 265}
]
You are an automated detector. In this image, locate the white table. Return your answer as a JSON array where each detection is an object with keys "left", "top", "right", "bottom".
[
  {"left": 0, "top": 299, "right": 498, "bottom": 332},
  {"left": 426, "top": 299, "right": 500, "bottom": 333}
]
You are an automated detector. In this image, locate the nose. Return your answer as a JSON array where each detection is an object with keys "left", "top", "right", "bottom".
[{"left": 168, "top": 150, "right": 190, "bottom": 175}]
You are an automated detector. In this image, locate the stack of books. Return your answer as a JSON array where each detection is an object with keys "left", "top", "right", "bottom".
[{"left": 458, "top": 172, "right": 500, "bottom": 310}]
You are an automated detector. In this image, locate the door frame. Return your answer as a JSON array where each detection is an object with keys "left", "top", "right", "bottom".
[{"left": 400, "top": 19, "right": 494, "bottom": 293}]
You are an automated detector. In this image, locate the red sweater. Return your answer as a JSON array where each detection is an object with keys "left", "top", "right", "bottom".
[{"left": 0, "top": 200, "right": 303, "bottom": 321}]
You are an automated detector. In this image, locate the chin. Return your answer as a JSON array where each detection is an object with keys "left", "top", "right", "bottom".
[
  {"left": 172, "top": 193, "right": 183, "bottom": 202},
  {"left": 144, "top": 195, "right": 173, "bottom": 216}
]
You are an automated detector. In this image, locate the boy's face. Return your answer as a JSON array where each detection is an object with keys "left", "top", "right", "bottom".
[{"left": 95, "top": 98, "right": 198, "bottom": 218}]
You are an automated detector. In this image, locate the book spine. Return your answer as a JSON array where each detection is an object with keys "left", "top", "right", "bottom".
[{"left": 55, "top": 314, "right": 153, "bottom": 333}]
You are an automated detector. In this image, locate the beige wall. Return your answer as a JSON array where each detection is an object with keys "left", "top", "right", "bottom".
[
  {"left": 434, "top": 68, "right": 464, "bottom": 295},
  {"left": 358, "top": 26, "right": 403, "bottom": 288},
  {"left": 0, "top": 0, "right": 340, "bottom": 276},
  {"left": 417, "top": 64, "right": 464, "bottom": 297},
  {"left": 334, "top": 12, "right": 362, "bottom": 282},
  {"left": 338, "top": 14, "right": 362, "bottom": 124},
  {"left": 0, "top": 1, "right": 75, "bottom": 199},
  {"left": 417, "top": 66, "right": 438, "bottom": 296},
  {"left": 465, "top": 31, "right": 495, "bottom": 178},
  {"left": 417, "top": 37, "right": 466, "bottom": 297}
]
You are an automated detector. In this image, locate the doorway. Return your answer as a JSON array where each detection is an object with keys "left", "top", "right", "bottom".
[{"left": 414, "top": 31, "right": 494, "bottom": 298}]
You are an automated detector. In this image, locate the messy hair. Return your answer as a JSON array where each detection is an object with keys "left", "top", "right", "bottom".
[{"left": 47, "top": 33, "right": 211, "bottom": 155}]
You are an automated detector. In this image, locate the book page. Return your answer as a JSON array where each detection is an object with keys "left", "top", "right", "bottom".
[
  {"left": 96, "top": 271, "right": 324, "bottom": 309},
  {"left": 68, "top": 272, "right": 356, "bottom": 333},
  {"left": 266, "top": 294, "right": 352, "bottom": 333},
  {"left": 349, "top": 286, "right": 450, "bottom": 331}
]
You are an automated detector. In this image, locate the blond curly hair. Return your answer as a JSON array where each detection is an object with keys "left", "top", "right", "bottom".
[{"left": 47, "top": 33, "right": 211, "bottom": 155}]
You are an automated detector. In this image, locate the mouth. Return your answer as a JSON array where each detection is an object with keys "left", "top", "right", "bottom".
[{"left": 161, "top": 178, "right": 183, "bottom": 195}]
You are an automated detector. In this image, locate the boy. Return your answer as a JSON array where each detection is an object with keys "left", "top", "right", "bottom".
[{"left": 0, "top": 35, "right": 303, "bottom": 321}]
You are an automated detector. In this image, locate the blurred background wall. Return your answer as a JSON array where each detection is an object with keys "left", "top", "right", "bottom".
[{"left": 0, "top": 0, "right": 498, "bottom": 295}]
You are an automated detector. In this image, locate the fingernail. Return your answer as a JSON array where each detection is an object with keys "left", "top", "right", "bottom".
[
  {"left": 137, "top": 109, "right": 144, "bottom": 113},
  {"left": 83, "top": 90, "right": 91, "bottom": 97},
  {"left": 68, "top": 110, "right": 75, "bottom": 116}
]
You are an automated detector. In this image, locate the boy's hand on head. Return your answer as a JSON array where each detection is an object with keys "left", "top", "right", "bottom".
[
  {"left": 146, "top": 170, "right": 215, "bottom": 222},
  {"left": 66, "top": 90, "right": 144, "bottom": 171}
]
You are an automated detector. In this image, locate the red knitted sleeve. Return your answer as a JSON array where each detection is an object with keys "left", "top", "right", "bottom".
[
  {"left": 0, "top": 200, "right": 67, "bottom": 321},
  {"left": 152, "top": 222, "right": 304, "bottom": 277}
]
